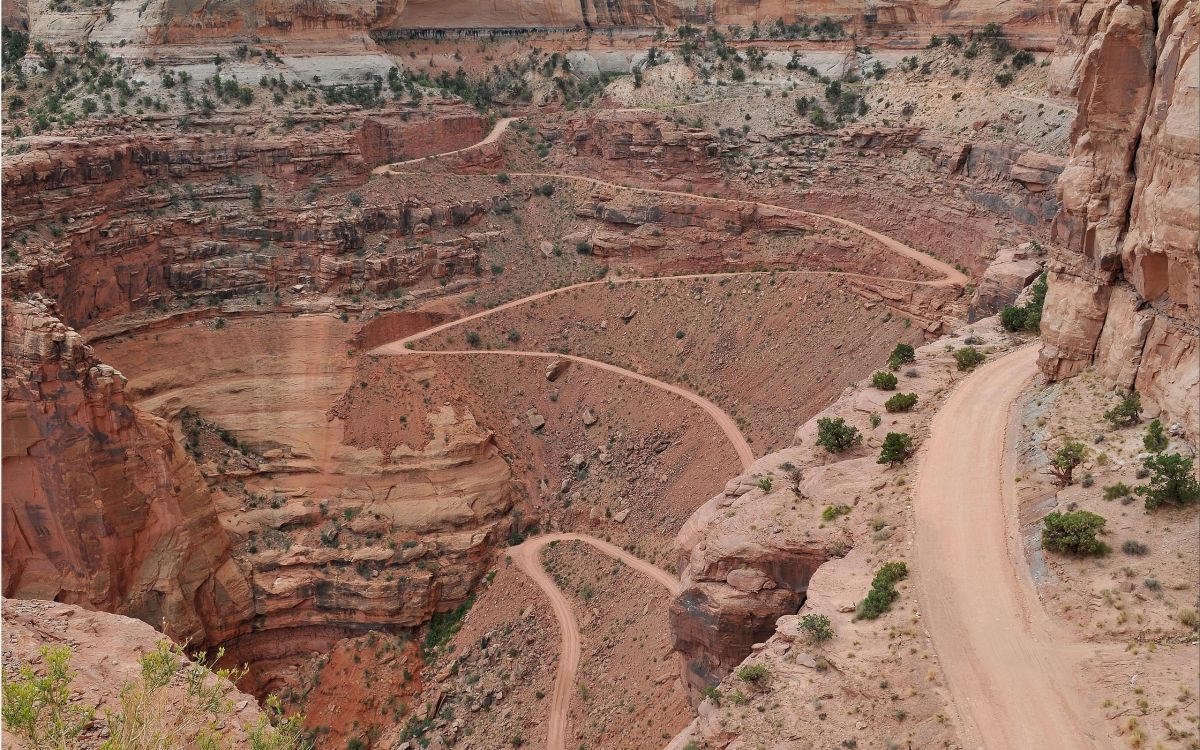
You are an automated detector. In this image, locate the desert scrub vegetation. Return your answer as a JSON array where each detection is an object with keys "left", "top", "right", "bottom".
[
  {"left": 798, "top": 614, "right": 835, "bottom": 643},
  {"left": 1046, "top": 440, "right": 1086, "bottom": 487},
  {"left": 1136, "top": 453, "right": 1200, "bottom": 510},
  {"left": 878, "top": 432, "right": 914, "bottom": 466},
  {"left": 1142, "top": 419, "right": 1169, "bottom": 452},
  {"left": 736, "top": 664, "right": 769, "bottom": 683},
  {"left": 953, "top": 346, "right": 986, "bottom": 371},
  {"left": 2, "top": 642, "right": 309, "bottom": 750},
  {"left": 1103, "top": 391, "right": 1143, "bottom": 428},
  {"left": 856, "top": 561, "right": 909, "bottom": 620},
  {"left": 884, "top": 392, "right": 918, "bottom": 413},
  {"left": 816, "top": 417, "right": 862, "bottom": 453},
  {"left": 1041, "top": 510, "right": 1109, "bottom": 556},
  {"left": 821, "top": 504, "right": 851, "bottom": 521},
  {"left": 871, "top": 370, "right": 898, "bottom": 390},
  {"left": 887, "top": 343, "right": 916, "bottom": 371}
]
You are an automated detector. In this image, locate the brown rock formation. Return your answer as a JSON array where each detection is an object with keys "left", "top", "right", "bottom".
[
  {"left": 1, "top": 297, "right": 253, "bottom": 644},
  {"left": 1039, "top": 0, "right": 1198, "bottom": 435}
]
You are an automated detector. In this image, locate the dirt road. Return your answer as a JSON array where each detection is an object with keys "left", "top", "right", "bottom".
[
  {"left": 913, "top": 345, "right": 1110, "bottom": 749},
  {"left": 509, "top": 533, "right": 679, "bottom": 750}
]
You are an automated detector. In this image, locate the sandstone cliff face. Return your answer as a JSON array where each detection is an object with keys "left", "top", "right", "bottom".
[
  {"left": 1039, "top": 0, "right": 1198, "bottom": 436},
  {"left": 1, "top": 297, "right": 253, "bottom": 644},
  {"left": 90, "top": 314, "right": 517, "bottom": 689},
  {"left": 1, "top": 114, "right": 498, "bottom": 329}
]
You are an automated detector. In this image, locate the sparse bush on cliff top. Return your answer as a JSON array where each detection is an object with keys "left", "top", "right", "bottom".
[
  {"left": 871, "top": 370, "right": 898, "bottom": 390},
  {"left": 816, "top": 417, "right": 862, "bottom": 453},
  {"left": 953, "top": 346, "right": 985, "bottom": 371},
  {"left": 2, "top": 645, "right": 93, "bottom": 748},
  {"left": 1136, "top": 453, "right": 1200, "bottom": 510},
  {"left": 4, "top": 642, "right": 310, "bottom": 750},
  {"left": 887, "top": 343, "right": 916, "bottom": 371},
  {"left": 884, "top": 392, "right": 918, "bottom": 413},
  {"left": 799, "top": 614, "right": 835, "bottom": 643},
  {"left": 1041, "top": 510, "right": 1109, "bottom": 556},
  {"left": 856, "top": 561, "right": 908, "bottom": 620},
  {"left": 736, "top": 663, "right": 768, "bottom": 683},
  {"left": 878, "top": 432, "right": 914, "bottom": 466}
]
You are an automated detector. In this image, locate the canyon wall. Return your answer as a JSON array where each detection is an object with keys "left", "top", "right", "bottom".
[
  {"left": 111, "top": 0, "right": 1061, "bottom": 45},
  {"left": 1, "top": 112, "right": 498, "bottom": 329},
  {"left": 1039, "top": 0, "right": 1199, "bottom": 435},
  {"left": 1, "top": 297, "right": 253, "bottom": 644}
]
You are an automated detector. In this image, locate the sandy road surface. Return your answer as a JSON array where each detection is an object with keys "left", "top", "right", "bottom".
[
  {"left": 509, "top": 533, "right": 680, "bottom": 750},
  {"left": 913, "top": 345, "right": 1112, "bottom": 750}
]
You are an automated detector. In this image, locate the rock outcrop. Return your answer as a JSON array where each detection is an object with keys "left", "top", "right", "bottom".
[
  {"left": 2, "top": 597, "right": 263, "bottom": 747},
  {"left": 1039, "top": 0, "right": 1198, "bottom": 436},
  {"left": 1, "top": 297, "right": 253, "bottom": 644}
]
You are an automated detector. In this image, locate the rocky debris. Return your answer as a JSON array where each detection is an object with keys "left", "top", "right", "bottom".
[
  {"left": 545, "top": 359, "right": 570, "bottom": 381},
  {"left": 526, "top": 409, "right": 546, "bottom": 430},
  {"left": 621, "top": 308, "right": 638, "bottom": 323},
  {"left": 581, "top": 407, "right": 598, "bottom": 426},
  {"left": 1040, "top": 0, "right": 1198, "bottom": 438}
]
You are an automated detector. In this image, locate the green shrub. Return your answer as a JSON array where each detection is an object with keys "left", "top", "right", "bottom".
[
  {"left": 869, "top": 413, "right": 882, "bottom": 428},
  {"left": 736, "top": 664, "right": 768, "bottom": 683},
  {"left": 1041, "top": 510, "right": 1109, "bottom": 556},
  {"left": 1102, "top": 483, "right": 1132, "bottom": 501},
  {"left": 701, "top": 686, "right": 722, "bottom": 706},
  {"left": 822, "top": 504, "right": 851, "bottom": 521},
  {"left": 757, "top": 476, "right": 773, "bottom": 492},
  {"left": 856, "top": 561, "right": 908, "bottom": 620},
  {"left": 465, "top": 331, "right": 482, "bottom": 348},
  {"left": 884, "top": 393, "right": 918, "bottom": 413},
  {"left": 798, "top": 614, "right": 834, "bottom": 643},
  {"left": 887, "top": 343, "right": 915, "bottom": 371},
  {"left": 575, "top": 240, "right": 592, "bottom": 255},
  {"left": 816, "top": 417, "right": 862, "bottom": 453},
  {"left": 496, "top": 172, "right": 510, "bottom": 184},
  {"left": 1047, "top": 440, "right": 1085, "bottom": 486},
  {"left": 871, "top": 370, "right": 898, "bottom": 390},
  {"left": 2, "top": 645, "right": 93, "bottom": 748},
  {"left": 1103, "top": 391, "right": 1143, "bottom": 428},
  {"left": 954, "top": 346, "right": 985, "bottom": 371},
  {"left": 878, "top": 432, "right": 914, "bottom": 466},
  {"left": 1000, "top": 305, "right": 1027, "bottom": 332},
  {"left": 249, "top": 185, "right": 263, "bottom": 209},
  {"left": 1143, "top": 419, "right": 1168, "bottom": 452},
  {"left": 1136, "top": 453, "right": 1200, "bottom": 510},
  {"left": 890, "top": 343, "right": 915, "bottom": 365}
]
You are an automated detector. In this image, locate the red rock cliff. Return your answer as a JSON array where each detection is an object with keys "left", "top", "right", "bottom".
[
  {"left": 1039, "top": 0, "right": 1198, "bottom": 436},
  {"left": 1, "top": 296, "right": 253, "bottom": 643}
]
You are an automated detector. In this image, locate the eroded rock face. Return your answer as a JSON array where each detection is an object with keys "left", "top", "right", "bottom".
[
  {"left": 564, "top": 111, "right": 721, "bottom": 184},
  {"left": 1039, "top": 0, "right": 1198, "bottom": 436},
  {"left": 1, "top": 297, "right": 253, "bottom": 644}
]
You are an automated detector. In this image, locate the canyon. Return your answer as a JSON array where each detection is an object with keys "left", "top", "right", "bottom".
[{"left": 2, "top": 2, "right": 1197, "bottom": 750}]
